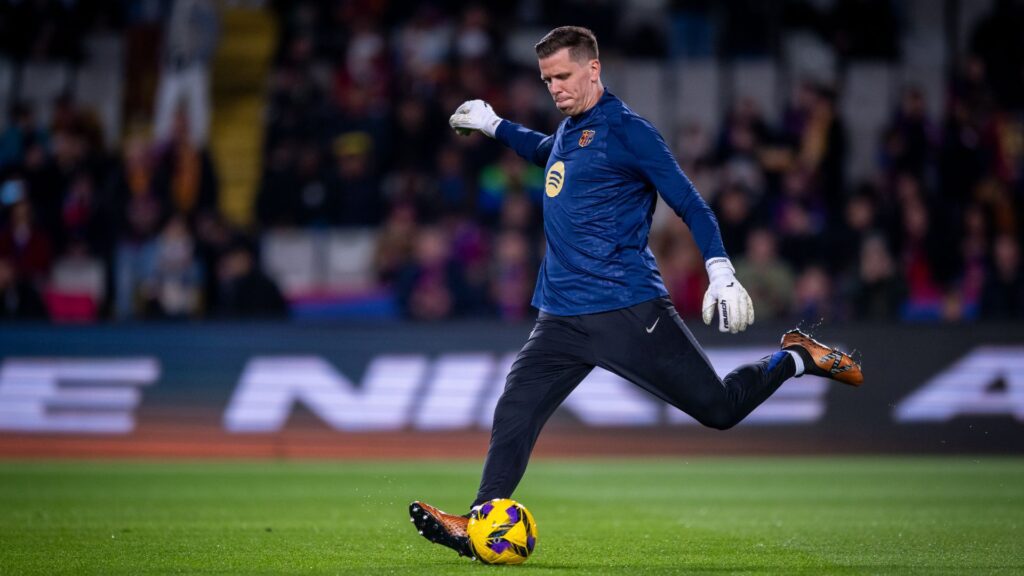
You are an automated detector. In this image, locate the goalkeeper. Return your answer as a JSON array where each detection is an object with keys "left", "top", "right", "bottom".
[{"left": 410, "top": 26, "right": 862, "bottom": 558}]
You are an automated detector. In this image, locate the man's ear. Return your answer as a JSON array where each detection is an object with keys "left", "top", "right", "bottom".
[{"left": 590, "top": 59, "right": 601, "bottom": 82}]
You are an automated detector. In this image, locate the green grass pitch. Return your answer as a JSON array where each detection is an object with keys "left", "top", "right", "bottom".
[{"left": 1, "top": 457, "right": 1022, "bottom": 574}]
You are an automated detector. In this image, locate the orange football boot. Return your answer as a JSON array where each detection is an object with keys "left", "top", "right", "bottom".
[
  {"left": 781, "top": 329, "right": 863, "bottom": 386},
  {"left": 409, "top": 501, "right": 472, "bottom": 557}
]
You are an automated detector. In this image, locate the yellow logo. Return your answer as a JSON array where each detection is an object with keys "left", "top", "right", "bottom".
[{"left": 545, "top": 161, "right": 565, "bottom": 197}]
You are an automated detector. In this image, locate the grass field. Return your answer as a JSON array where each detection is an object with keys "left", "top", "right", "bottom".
[{"left": 1, "top": 457, "right": 1022, "bottom": 575}]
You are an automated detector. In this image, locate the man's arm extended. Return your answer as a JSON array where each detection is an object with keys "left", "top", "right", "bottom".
[
  {"left": 620, "top": 116, "right": 725, "bottom": 260},
  {"left": 495, "top": 122, "right": 554, "bottom": 168},
  {"left": 621, "top": 115, "right": 754, "bottom": 333},
  {"left": 449, "top": 100, "right": 553, "bottom": 167}
]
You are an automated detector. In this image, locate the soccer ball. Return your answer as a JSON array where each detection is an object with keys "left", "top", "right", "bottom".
[{"left": 467, "top": 498, "right": 538, "bottom": 565}]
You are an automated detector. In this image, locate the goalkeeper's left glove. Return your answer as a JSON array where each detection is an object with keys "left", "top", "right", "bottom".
[
  {"left": 449, "top": 100, "right": 503, "bottom": 138},
  {"left": 702, "top": 257, "right": 754, "bottom": 334}
]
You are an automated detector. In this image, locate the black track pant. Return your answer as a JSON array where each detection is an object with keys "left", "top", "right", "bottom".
[{"left": 472, "top": 297, "right": 795, "bottom": 507}]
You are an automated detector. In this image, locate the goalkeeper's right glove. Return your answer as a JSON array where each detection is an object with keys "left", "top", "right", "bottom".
[{"left": 449, "top": 100, "right": 502, "bottom": 138}]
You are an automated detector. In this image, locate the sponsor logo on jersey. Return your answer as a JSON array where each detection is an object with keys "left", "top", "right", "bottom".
[
  {"left": 579, "top": 129, "right": 595, "bottom": 147},
  {"left": 545, "top": 161, "right": 565, "bottom": 197}
]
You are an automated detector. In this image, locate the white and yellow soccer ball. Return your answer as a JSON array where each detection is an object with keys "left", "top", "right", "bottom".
[{"left": 467, "top": 498, "right": 538, "bottom": 565}]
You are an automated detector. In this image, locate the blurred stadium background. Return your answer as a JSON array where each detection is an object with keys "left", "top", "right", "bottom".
[
  {"left": 0, "top": 1, "right": 1022, "bottom": 573},
  {"left": 1, "top": 0, "right": 1023, "bottom": 327}
]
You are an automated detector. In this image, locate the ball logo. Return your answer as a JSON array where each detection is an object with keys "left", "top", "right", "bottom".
[{"left": 545, "top": 161, "right": 565, "bottom": 197}]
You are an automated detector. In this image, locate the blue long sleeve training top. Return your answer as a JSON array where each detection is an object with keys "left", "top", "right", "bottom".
[{"left": 494, "top": 89, "right": 727, "bottom": 316}]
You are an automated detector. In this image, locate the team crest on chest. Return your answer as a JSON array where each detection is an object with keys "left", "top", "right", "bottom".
[{"left": 578, "top": 129, "right": 595, "bottom": 147}]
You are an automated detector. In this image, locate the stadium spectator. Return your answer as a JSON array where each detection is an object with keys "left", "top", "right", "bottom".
[
  {"left": 940, "top": 58, "right": 991, "bottom": 209},
  {"left": 0, "top": 198, "right": 53, "bottom": 285},
  {"left": 504, "top": 75, "right": 552, "bottom": 134},
  {"left": 45, "top": 109, "right": 112, "bottom": 253},
  {"left": 477, "top": 149, "right": 544, "bottom": 225},
  {"left": 194, "top": 210, "right": 233, "bottom": 314},
  {"left": 490, "top": 229, "right": 534, "bottom": 321},
  {"left": 713, "top": 183, "right": 755, "bottom": 261},
  {"left": 881, "top": 87, "right": 934, "bottom": 181},
  {"left": 289, "top": 142, "right": 331, "bottom": 227},
  {"left": 382, "top": 164, "right": 441, "bottom": 225},
  {"left": 152, "top": 107, "right": 219, "bottom": 224},
  {"left": 734, "top": 227, "right": 795, "bottom": 320},
  {"left": 850, "top": 233, "right": 905, "bottom": 321},
  {"left": 255, "top": 138, "right": 300, "bottom": 228},
  {"left": 955, "top": 204, "right": 991, "bottom": 320},
  {"left": 435, "top": 144, "right": 471, "bottom": 214},
  {"left": 497, "top": 191, "right": 540, "bottom": 238},
  {"left": 673, "top": 122, "right": 714, "bottom": 181},
  {"left": 388, "top": 96, "right": 439, "bottom": 173},
  {"left": 214, "top": 239, "right": 288, "bottom": 318},
  {"left": 108, "top": 133, "right": 165, "bottom": 320},
  {"left": 373, "top": 202, "right": 417, "bottom": 286},
  {"left": 981, "top": 233, "right": 1024, "bottom": 319},
  {"left": 454, "top": 5, "right": 494, "bottom": 61},
  {"left": 334, "top": 16, "right": 390, "bottom": 114},
  {"left": 897, "top": 197, "right": 946, "bottom": 321},
  {"left": 393, "top": 226, "right": 470, "bottom": 321},
  {"left": 48, "top": 238, "right": 105, "bottom": 321},
  {"left": 781, "top": 80, "right": 818, "bottom": 150},
  {"left": 715, "top": 96, "right": 769, "bottom": 199},
  {"left": 825, "top": 186, "right": 881, "bottom": 277},
  {"left": 139, "top": 215, "right": 202, "bottom": 318},
  {"left": 447, "top": 212, "right": 492, "bottom": 315},
  {"left": 330, "top": 84, "right": 388, "bottom": 178},
  {"left": 774, "top": 167, "right": 826, "bottom": 270},
  {"left": 0, "top": 103, "right": 49, "bottom": 171},
  {"left": 393, "top": 5, "right": 452, "bottom": 90},
  {"left": 656, "top": 228, "right": 708, "bottom": 320},
  {"left": 153, "top": 0, "right": 219, "bottom": 146},
  {"left": 60, "top": 171, "right": 108, "bottom": 257},
  {"left": 327, "top": 131, "right": 382, "bottom": 226},
  {"left": 19, "top": 134, "right": 62, "bottom": 248},
  {"left": 794, "top": 264, "right": 834, "bottom": 321},
  {"left": 0, "top": 254, "right": 47, "bottom": 320},
  {"left": 263, "top": 39, "right": 327, "bottom": 152},
  {"left": 796, "top": 85, "right": 846, "bottom": 223}
]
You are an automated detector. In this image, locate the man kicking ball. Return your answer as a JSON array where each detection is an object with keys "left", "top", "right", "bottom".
[{"left": 410, "top": 26, "right": 862, "bottom": 558}]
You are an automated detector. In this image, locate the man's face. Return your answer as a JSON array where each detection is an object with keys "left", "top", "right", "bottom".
[{"left": 539, "top": 47, "right": 599, "bottom": 116}]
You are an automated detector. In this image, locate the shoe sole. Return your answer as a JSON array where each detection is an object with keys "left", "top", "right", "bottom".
[{"left": 409, "top": 501, "right": 471, "bottom": 558}]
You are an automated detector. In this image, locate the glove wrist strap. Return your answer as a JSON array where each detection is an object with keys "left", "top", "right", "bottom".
[
  {"left": 482, "top": 117, "right": 503, "bottom": 138},
  {"left": 705, "top": 257, "right": 735, "bottom": 281}
]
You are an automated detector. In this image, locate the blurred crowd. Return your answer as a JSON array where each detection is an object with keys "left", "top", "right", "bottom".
[
  {"left": 657, "top": 77, "right": 1023, "bottom": 325},
  {"left": 0, "top": 0, "right": 285, "bottom": 321},
  {"left": 0, "top": 0, "right": 1023, "bottom": 323}
]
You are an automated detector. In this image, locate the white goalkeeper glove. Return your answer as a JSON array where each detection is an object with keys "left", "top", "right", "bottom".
[
  {"left": 449, "top": 99, "right": 502, "bottom": 138},
  {"left": 702, "top": 257, "right": 754, "bottom": 334}
]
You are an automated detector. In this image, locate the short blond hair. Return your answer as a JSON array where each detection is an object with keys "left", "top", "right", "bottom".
[{"left": 535, "top": 26, "right": 598, "bottom": 62}]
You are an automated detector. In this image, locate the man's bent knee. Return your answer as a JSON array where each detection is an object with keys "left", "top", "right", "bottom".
[{"left": 696, "top": 408, "right": 740, "bottom": 431}]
